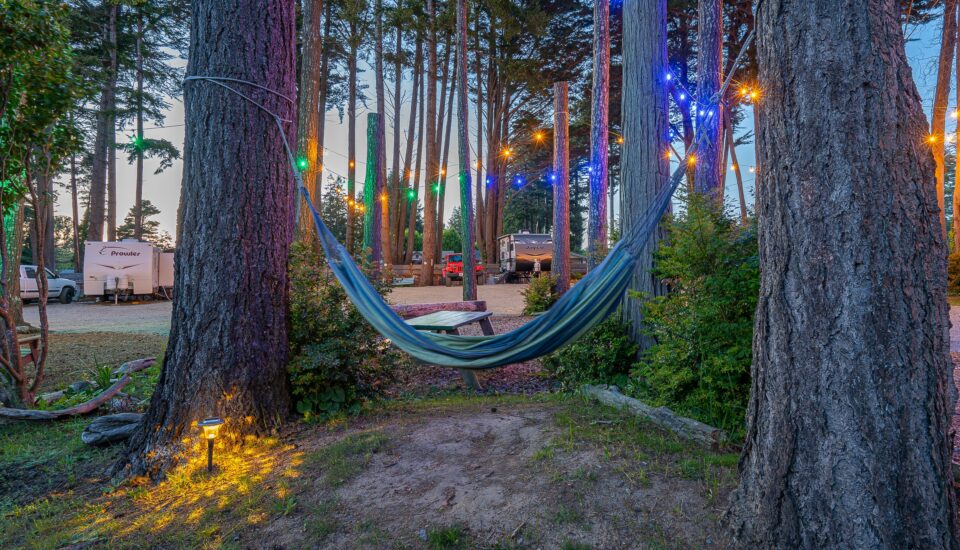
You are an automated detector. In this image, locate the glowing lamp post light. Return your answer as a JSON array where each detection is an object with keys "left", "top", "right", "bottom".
[{"left": 198, "top": 417, "right": 224, "bottom": 473}]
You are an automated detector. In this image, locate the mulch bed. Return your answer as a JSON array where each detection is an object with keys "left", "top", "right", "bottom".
[{"left": 387, "top": 315, "right": 556, "bottom": 397}]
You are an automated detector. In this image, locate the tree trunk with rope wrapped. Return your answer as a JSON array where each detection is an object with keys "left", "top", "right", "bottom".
[
  {"left": 118, "top": 0, "right": 294, "bottom": 478},
  {"left": 727, "top": 0, "right": 958, "bottom": 545},
  {"left": 620, "top": 0, "right": 668, "bottom": 347}
]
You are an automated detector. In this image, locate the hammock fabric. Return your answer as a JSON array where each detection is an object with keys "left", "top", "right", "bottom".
[{"left": 300, "top": 167, "right": 681, "bottom": 369}]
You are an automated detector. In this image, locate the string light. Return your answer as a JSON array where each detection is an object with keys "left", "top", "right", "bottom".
[
  {"left": 749, "top": 167, "right": 755, "bottom": 173},
  {"left": 665, "top": 150, "right": 672, "bottom": 160},
  {"left": 380, "top": 193, "right": 387, "bottom": 202},
  {"left": 407, "top": 189, "right": 415, "bottom": 199},
  {"left": 730, "top": 164, "right": 737, "bottom": 170},
  {"left": 687, "top": 155, "right": 696, "bottom": 166},
  {"left": 929, "top": 134, "right": 938, "bottom": 144},
  {"left": 349, "top": 160, "right": 355, "bottom": 168},
  {"left": 616, "top": 136, "right": 624, "bottom": 144},
  {"left": 439, "top": 168, "right": 446, "bottom": 176},
  {"left": 296, "top": 156, "right": 309, "bottom": 171},
  {"left": 502, "top": 148, "right": 512, "bottom": 158},
  {"left": 953, "top": 110, "right": 959, "bottom": 119},
  {"left": 534, "top": 131, "right": 545, "bottom": 142}
]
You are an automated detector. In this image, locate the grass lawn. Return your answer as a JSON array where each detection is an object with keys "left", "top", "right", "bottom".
[{"left": 0, "top": 392, "right": 740, "bottom": 549}]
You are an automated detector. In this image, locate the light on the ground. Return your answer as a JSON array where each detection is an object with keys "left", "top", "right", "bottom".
[{"left": 198, "top": 417, "right": 224, "bottom": 473}]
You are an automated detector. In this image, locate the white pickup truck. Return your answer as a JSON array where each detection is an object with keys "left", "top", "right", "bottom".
[{"left": 20, "top": 265, "right": 78, "bottom": 304}]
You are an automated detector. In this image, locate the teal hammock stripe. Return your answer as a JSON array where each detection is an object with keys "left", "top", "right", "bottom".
[{"left": 300, "top": 162, "right": 680, "bottom": 369}]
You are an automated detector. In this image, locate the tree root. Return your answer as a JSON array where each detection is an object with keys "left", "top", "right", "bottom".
[{"left": 0, "top": 358, "right": 155, "bottom": 421}]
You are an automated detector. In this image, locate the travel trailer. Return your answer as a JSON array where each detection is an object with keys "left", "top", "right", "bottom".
[
  {"left": 497, "top": 232, "right": 588, "bottom": 282},
  {"left": 83, "top": 240, "right": 174, "bottom": 301}
]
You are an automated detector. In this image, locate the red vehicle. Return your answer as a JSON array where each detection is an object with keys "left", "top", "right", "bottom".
[{"left": 442, "top": 251, "right": 484, "bottom": 286}]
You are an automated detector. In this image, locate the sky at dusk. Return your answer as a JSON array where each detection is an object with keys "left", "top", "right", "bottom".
[{"left": 61, "top": 14, "right": 949, "bottom": 248}]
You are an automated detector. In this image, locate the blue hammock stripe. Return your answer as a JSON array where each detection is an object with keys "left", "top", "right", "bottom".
[{"left": 298, "top": 165, "right": 680, "bottom": 369}]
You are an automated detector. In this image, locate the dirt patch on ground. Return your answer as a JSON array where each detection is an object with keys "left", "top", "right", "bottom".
[{"left": 0, "top": 396, "right": 737, "bottom": 549}]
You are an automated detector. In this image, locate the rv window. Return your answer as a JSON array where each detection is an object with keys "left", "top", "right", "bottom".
[{"left": 24, "top": 267, "right": 36, "bottom": 279}]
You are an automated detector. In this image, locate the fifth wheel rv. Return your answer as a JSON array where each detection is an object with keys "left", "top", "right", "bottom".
[{"left": 84, "top": 239, "right": 174, "bottom": 301}]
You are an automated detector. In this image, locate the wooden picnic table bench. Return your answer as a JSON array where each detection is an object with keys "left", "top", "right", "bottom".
[
  {"left": 17, "top": 333, "right": 41, "bottom": 369},
  {"left": 405, "top": 310, "right": 495, "bottom": 391}
]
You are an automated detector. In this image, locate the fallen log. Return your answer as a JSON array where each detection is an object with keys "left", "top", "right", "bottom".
[
  {"left": 580, "top": 384, "right": 728, "bottom": 447},
  {"left": 81, "top": 413, "right": 143, "bottom": 446},
  {"left": 0, "top": 358, "right": 155, "bottom": 421}
]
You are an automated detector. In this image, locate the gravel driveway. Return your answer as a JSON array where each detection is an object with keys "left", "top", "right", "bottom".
[{"left": 23, "top": 301, "right": 173, "bottom": 335}]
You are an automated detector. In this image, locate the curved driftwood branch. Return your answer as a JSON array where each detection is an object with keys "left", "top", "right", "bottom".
[
  {"left": 82, "top": 413, "right": 143, "bottom": 446},
  {"left": 0, "top": 358, "right": 155, "bottom": 421},
  {"left": 581, "top": 384, "right": 728, "bottom": 447}
]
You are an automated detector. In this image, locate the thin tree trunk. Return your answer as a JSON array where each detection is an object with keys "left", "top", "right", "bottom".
[
  {"left": 456, "top": 0, "right": 476, "bottom": 300},
  {"left": 474, "top": 16, "right": 485, "bottom": 257},
  {"left": 552, "top": 81, "right": 570, "bottom": 294},
  {"left": 727, "top": 0, "right": 959, "bottom": 545},
  {"left": 363, "top": 112, "right": 383, "bottom": 263},
  {"left": 107, "top": 110, "right": 117, "bottom": 241},
  {"left": 694, "top": 0, "right": 723, "bottom": 199},
  {"left": 725, "top": 115, "right": 747, "bottom": 224},
  {"left": 88, "top": 3, "right": 118, "bottom": 243},
  {"left": 398, "top": 37, "right": 422, "bottom": 262},
  {"left": 296, "top": 0, "right": 324, "bottom": 244},
  {"left": 391, "top": 24, "right": 403, "bottom": 263},
  {"left": 119, "top": 0, "right": 295, "bottom": 478},
  {"left": 588, "top": 0, "right": 609, "bottom": 266},
  {"left": 621, "top": 0, "right": 668, "bottom": 347},
  {"left": 374, "top": 0, "right": 390, "bottom": 263},
  {"left": 436, "top": 51, "right": 456, "bottom": 259},
  {"left": 134, "top": 10, "right": 145, "bottom": 240},
  {"left": 405, "top": 63, "right": 426, "bottom": 264},
  {"left": 420, "top": 0, "right": 439, "bottom": 285},
  {"left": 346, "top": 36, "right": 359, "bottom": 253},
  {"left": 70, "top": 154, "right": 81, "bottom": 270},
  {"left": 315, "top": 0, "right": 333, "bottom": 217},
  {"left": 934, "top": 0, "right": 958, "bottom": 234}
]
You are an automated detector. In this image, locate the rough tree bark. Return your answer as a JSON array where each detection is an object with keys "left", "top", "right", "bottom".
[
  {"left": 420, "top": 0, "right": 439, "bottom": 285},
  {"left": 551, "top": 81, "right": 570, "bottom": 294},
  {"left": 727, "top": 0, "right": 959, "bottom": 546},
  {"left": 391, "top": 23, "right": 403, "bottom": 263},
  {"left": 316, "top": 0, "right": 333, "bottom": 215},
  {"left": 406, "top": 64, "right": 426, "bottom": 264},
  {"left": 933, "top": 0, "right": 957, "bottom": 234},
  {"left": 398, "top": 36, "right": 423, "bottom": 262},
  {"left": 117, "top": 0, "right": 295, "bottom": 478},
  {"left": 436, "top": 54, "right": 456, "bottom": 259},
  {"left": 694, "top": 0, "right": 723, "bottom": 199},
  {"left": 587, "top": 0, "right": 609, "bottom": 266},
  {"left": 296, "top": 0, "right": 324, "bottom": 243},
  {"left": 621, "top": 0, "right": 668, "bottom": 347},
  {"left": 955, "top": 22, "right": 960, "bottom": 251},
  {"left": 456, "top": 0, "right": 476, "bottom": 300}
]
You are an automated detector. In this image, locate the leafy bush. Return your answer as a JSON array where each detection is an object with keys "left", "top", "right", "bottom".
[
  {"left": 287, "top": 243, "right": 407, "bottom": 420},
  {"left": 630, "top": 194, "right": 759, "bottom": 435},
  {"left": 949, "top": 252, "right": 960, "bottom": 294},
  {"left": 542, "top": 318, "right": 638, "bottom": 389},
  {"left": 522, "top": 275, "right": 558, "bottom": 314}
]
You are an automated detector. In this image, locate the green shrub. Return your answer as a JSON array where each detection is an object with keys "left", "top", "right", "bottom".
[
  {"left": 522, "top": 275, "right": 558, "bottom": 314},
  {"left": 287, "top": 243, "right": 407, "bottom": 420},
  {"left": 949, "top": 252, "right": 960, "bottom": 294},
  {"left": 630, "top": 194, "right": 758, "bottom": 435},
  {"left": 542, "top": 318, "right": 638, "bottom": 389}
]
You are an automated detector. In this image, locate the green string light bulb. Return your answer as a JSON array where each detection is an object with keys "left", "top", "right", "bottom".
[{"left": 296, "top": 156, "right": 309, "bottom": 171}]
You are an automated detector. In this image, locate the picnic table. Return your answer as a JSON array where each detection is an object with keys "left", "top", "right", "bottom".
[
  {"left": 405, "top": 310, "right": 494, "bottom": 390},
  {"left": 18, "top": 333, "right": 41, "bottom": 369}
]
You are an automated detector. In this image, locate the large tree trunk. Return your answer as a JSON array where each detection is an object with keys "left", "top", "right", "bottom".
[
  {"left": 474, "top": 15, "right": 485, "bottom": 258},
  {"left": 694, "top": 0, "right": 723, "bottom": 199},
  {"left": 955, "top": 21, "right": 960, "bottom": 252},
  {"left": 621, "top": 0, "right": 668, "bottom": 347},
  {"left": 551, "top": 82, "right": 570, "bottom": 294},
  {"left": 346, "top": 36, "right": 359, "bottom": 254},
  {"left": 727, "top": 0, "right": 959, "bottom": 546},
  {"left": 587, "top": 0, "right": 609, "bottom": 266},
  {"left": 296, "top": 0, "right": 324, "bottom": 244},
  {"left": 455, "top": 0, "right": 476, "bottom": 300},
  {"left": 933, "top": 0, "right": 957, "bottom": 234},
  {"left": 420, "top": 0, "right": 439, "bottom": 285},
  {"left": 391, "top": 24, "right": 403, "bottom": 263},
  {"left": 118, "top": 0, "right": 295, "bottom": 478},
  {"left": 363, "top": 112, "right": 383, "bottom": 263}
]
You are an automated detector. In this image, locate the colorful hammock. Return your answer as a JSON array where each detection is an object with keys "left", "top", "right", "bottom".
[{"left": 299, "top": 162, "right": 682, "bottom": 369}]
